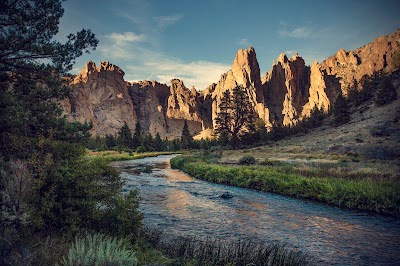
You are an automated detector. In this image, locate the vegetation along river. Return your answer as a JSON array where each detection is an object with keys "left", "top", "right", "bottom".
[{"left": 113, "top": 155, "right": 400, "bottom": 265}]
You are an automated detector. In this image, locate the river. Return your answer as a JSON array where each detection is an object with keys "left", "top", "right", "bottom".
[{"left": 113, "top": 154, "right": 400, "bottom": 265}]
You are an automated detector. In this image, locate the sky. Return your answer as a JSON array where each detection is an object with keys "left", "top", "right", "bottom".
[{"left": 57, "top": 0, "right": 400, "bottom": 90}]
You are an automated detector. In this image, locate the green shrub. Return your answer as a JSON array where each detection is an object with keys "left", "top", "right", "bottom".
[
  {"left": 58, "top": 233, "right": 137, "bottom": 266},
  {"left": 136, "top": 146, "right": 147, "bottom": 153},
  {"left": 239, "top": 156, "right": 256, "bottom": 165},
  {"left": 141, "top": 165, "right": 153, "bottom": 173},
  {"left": 98, "top": 190, "right": 143, "bottom": 237}
]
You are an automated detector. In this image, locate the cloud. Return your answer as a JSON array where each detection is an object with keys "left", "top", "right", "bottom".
[
  {"left": 154, "top": 14, "right": 183, "bottom": 29},
  {"left": 106, "top": 32, "right": 146, "bottom": 43},
  {"left": 238, "top": 38, "right": 251, "bottom": 47},
  {"left": 95, "top": 32, "right": 229, "bottom": 90},
  {"left": 284, "top": 50, "right": 297, "bottom": 55},
  {"left": 97, "top": 32, "right": 147, "bottom": 60},
  {"left": 126, "top": 56, "right": 229, "bottom": 90},
  {"left": 279, "top": 26, "right": 313, "bottom": 39}
]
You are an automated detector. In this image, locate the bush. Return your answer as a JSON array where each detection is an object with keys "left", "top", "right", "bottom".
[
  {"left": 375, "top": 77, "right": 397, "bottom": 106},
  {"left": 136, "top": 145, "right": 147, "bottom": 153},
  {"left": 141, "top": 165, "right": 153, "bottom": 173},
  {"left": 97, "top": 190, "right": 143, "bottom": 237},
  {"left": 58, "top": 233, "right": 137, "bottom": 266},
  {"left": 239, "top": 156, "right": 256, "bottom": 165}
]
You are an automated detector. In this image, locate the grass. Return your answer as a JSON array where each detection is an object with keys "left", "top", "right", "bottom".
[
  {"left": 139, "top": 227, "right": 312, "bottom": 266},
  {"left": 87, "top": 150, "right": 180, "bottom": 162},
  {"left": 171, "top": 154, "right": 400, "bottom": 217},
  {"left": 156, "top": 237, "right": 311, "bottom": 266},
  {"left": 1, "top": 227, "right": 311, "bottom": 266}
]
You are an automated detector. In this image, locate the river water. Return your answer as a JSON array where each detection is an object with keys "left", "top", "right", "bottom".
[{"left": 113, "top": 155, "right": 400, "bottom": 265}]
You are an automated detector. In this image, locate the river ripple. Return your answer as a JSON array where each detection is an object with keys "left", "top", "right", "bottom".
[{"left": 113, "top": 155, "right": 400, "bottom": 265}]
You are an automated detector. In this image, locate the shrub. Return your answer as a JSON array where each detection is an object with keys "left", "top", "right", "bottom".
[
  {"left": 375, "top": 76, "right": 397, "bottom": 106},
  {"left": 58, "top": 233, "right": 137, "bottom": 266},
  {"left": 239, "top": 156, "right": 256, "bottom": 165},
  {"left": 98, "top": 190, "right": 143, "bottom": 237},
  {"left": 141, "top": 165, "right": 153, "bottom": 173},
  {"left": 136, "top": 145, "right": 147, "bottom": 153}
]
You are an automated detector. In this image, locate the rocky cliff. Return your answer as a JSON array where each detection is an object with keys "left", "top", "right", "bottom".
[
  {"left": 61, "top": 61, "right": 137, "bottom": 134},
  {"left": 127, "top": 79, "right": 203, "bottom": 138},
  {"left": 202, "top": 46, "right": 269, "bottom": 128},
  {"left": 63, "top": 29, "right": 400, "bottom": 138},
  {"left": 320, "top": 30, "right": 400, "bottom": 95},
  {"left": 63, "top": 63, "right": 204, "bottom": 138}
]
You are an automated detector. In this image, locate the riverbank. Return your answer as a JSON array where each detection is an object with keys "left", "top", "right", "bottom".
[
  {"left": 88, "top": 150, "right": 180, "bottom": 161},
  {"left": 171, "top": 152, "right": 400, "bottom": 217}
]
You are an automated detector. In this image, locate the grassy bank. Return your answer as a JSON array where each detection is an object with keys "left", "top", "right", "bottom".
[
  {"left": 88, "top": 150, "right": 180, "bottom": 161},
  {"left": 171, "top": 153, "right": 400, "bottom": 217}
]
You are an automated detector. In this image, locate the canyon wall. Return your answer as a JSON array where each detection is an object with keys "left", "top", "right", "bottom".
[{"left": 62, "top": 29, "right": 400, "bottom": 138}]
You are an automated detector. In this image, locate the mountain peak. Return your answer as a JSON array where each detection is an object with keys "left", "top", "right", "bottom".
[{"left": 231, "top": 46, "right": 261, "bottom": 88}]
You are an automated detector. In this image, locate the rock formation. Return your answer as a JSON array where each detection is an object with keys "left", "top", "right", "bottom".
[
  {"left": 61, "top": 61, "right": 137, "bottom": 135},
  {"left": 320, "top": 30, "right": 400, "bottom": 95},
  {"left": 127, "top": 79, "right": 203, "bottom": 138},
  {"left": 202, "top": 46, "right": 269, "bottom": 128},
  {"left": 262, "top": 53, "right": 311, "bottom": 126},
  {"left": 62, "top": 29, "right": 400, "bottom": 138}
]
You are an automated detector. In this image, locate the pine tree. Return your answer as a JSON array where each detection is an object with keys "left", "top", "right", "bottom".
[
  {"left": 181, "top": 120, "right": 193, "bottom": 149},
  {"left": 117, "top": 122, "right": 133, "bottom": 148},
  {"left": 153, "top": 133, "right": 164, "bottom": 151},
  {"left": 0, "top": 1, "right": 147, "bottom": 236},
  {"left": 230, "top": 85, "right": 255, "bottom": 148},
  {"left": 214, "top": 90, "right": 232, "bottom": 142},
  {"left": 143, "top": 134, "right": 155, "bottom": 151},
  {"left": 253, "top": 118, "right": 268, "bottom": 142},
  {"left": 214, "top": 86, "right": 255, "bottom": 148},
  {"left": 333, "top": 93, "right": 350, "bottom": 125},
  {"left": 132, "top": 121, "right": 142, "bottom": 148},
  {"left": 105, "top": 134, "right": 117, "bottom": 149},
  {"left": 375, "top": 76, "right": 397, "bottom": 106}
]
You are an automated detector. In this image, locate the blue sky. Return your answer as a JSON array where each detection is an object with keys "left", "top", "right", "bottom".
[{"left": 58, "top": 0, "right": 400, "bottom": 90}]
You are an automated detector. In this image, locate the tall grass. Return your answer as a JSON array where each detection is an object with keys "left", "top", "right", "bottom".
[
  {"left": 156, "top": 236, "right": 311, "bottom": 266},
  {"left": 171, "top": 155, "right": 400, "bottom": 216}
]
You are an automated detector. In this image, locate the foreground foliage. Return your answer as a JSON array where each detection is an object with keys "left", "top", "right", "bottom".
[
  {"left": 155, "top": 236, "right": 311, "bottom": 266},
  {"left": 58, "top": 233, "right": 137, "bottom": 266},
  {"left": 171, "top": 154, "right": 400, "bottom": 217}
]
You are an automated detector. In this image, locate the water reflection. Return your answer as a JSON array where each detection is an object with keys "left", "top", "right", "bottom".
[{"left": 120, "top": 155, "right": 400, "bottom": 265}]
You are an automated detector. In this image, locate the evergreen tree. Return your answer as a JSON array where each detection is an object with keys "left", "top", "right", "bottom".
[
  {"left": 117, "top": 122, "right": 132, "bottom": 148},
  {"left": 214, "top": 85, "right": 254, "bottom": 148},
  {"left": 170, "top": 138, "right": 181, "bottom": 151},
  {"left": 142, "top": 133, "right": 155, "bottom": 151},
  {"left": 214, "top": 90, "right": 232, "bottom": 143},
  {"left": 153, "top": 133, "right": 164, "bottom": 151},
  {"left": 0, "top": 0, "right": 146, "bottom": 237},
  {"left": 347, "top": 78, "right": 362, "bottom": 106},
  {"left": 105, "top": 134, "right": 117, "bottom": 149},
  {"left": 391, "top": 49, "right": 400, "bottom": 69},
  {"left": 333, "top": 93, "right": 350, "bottom": 125},
  {"left": 181, "top": 120, "right": 193, "bottom": 149},
  {"left": 132, "top": 121, "right": 142, "bottom": 148},
  {"left": 255, "top": 118, "right": 268, "bottom": 140},
  {"left": 0, "top": 0, "right": 98, "bottom": 157},
  {"left": 307, "top": 106, "right": 326, "bottom": 128},
  {"left": 375, "top": 76, "right": 397, "bottom": 106}
]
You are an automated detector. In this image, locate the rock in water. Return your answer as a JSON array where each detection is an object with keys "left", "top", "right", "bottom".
[{"left": 221, "top": 191, "right": 234, "bottom": 199}]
